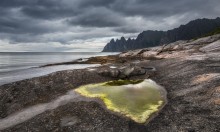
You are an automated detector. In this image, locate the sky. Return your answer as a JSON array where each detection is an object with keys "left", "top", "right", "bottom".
[{"left": 0, "top": 0, "right": 219, "bottom": 52}]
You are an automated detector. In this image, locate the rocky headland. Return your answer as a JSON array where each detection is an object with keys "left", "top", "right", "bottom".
[
  {"left": 0, "top": 34, "right": 220, "bottom": 131},
  {"left": 103, "top": 17, "right": 220, "bottom": 52}
]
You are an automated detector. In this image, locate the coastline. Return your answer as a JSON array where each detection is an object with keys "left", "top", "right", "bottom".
[
  {"left": 0, "top": 52, "right": 117, "bottom": 86},
  {"left": 0, "top": 34, "right": 220, "bottom": 131}
]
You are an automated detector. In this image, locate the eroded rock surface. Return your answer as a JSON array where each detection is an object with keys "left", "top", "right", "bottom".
[{"left": 0, "top": 34, "right": 220, "bottom": 131}]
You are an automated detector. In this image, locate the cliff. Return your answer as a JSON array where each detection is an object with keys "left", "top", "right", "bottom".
[{"left": 103, "top": 17, "right": 220, "bottom": 52}]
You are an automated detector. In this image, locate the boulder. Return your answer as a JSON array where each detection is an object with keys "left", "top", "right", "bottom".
[{"left": 97, "top": 64, "right": 156, "bottom": 79}]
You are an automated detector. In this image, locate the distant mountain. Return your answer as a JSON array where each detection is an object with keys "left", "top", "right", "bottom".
[{"left": 102, "top": 17, "right": 220, "bottom": 52}]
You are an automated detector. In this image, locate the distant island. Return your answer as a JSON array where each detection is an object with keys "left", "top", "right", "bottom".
[{"left": 103, "top": 17, "right": 220, "bottom": 52}]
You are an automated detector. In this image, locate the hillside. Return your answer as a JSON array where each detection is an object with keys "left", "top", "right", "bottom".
[{"left": 103, "top": 17, "right": 220, "bottom": 52}]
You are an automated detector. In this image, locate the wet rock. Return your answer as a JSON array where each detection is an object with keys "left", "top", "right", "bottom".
[
  {"left": 130, "top": 66, "right": 146, "bottom": 76},
  {"left": 141, "top": 67, "right": 157, "bottom": 77},
  {"left": 110, "top": 69, "right": 120, "bottom": 78},
  {"left": 97, "top": 68, "right": 120, "bottom": 78},
  {"left": 118, "top": 65, "right": 135, "bottom": 78},
  {"left": 76, "top": 58, "right": 89, "bottom": 63},
  {"left": 97, "top": 64, "right": 155, "bottom": 79}
]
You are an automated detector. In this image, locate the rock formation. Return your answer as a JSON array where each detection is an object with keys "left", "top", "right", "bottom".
[
  {"left": 103, "top": 17, "right": 220, "bottom": 52},
  {"left": 0, "top": 34, "right": 220, "bottom": 131},
  {"left": 97, "top": 64, "right": 155, "bottom": 79}
]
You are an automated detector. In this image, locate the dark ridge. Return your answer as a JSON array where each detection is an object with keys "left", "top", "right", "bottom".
[{"left": 102, "top": 17, "right": 220, "bottom": 52}]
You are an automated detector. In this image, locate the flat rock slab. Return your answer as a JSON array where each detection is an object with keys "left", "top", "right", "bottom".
[
  {"left": 0, "top": 34, "right": 220, "bottom": 131},
  {"left": 200, "top": 40, "right": 220, "bottom": 52}
]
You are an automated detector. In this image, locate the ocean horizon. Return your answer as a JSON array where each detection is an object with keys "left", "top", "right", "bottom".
[{"left": 0, "top": 52, "right": 118, "bottom": 86}]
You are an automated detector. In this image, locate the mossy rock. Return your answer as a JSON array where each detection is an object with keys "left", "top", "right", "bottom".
[{"left": 75, "top": 79, "right": 167, "bottom": 124}]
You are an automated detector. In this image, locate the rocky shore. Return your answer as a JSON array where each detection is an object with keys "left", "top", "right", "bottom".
[{"left": 0, "top": 34, "right": 220, "bottom": 132}]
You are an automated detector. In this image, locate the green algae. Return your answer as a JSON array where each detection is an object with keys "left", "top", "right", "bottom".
[
  {"left": 105, "top": 80, "right": 144, "bottom": 86},
  {"left": 75, "top": 79, "right": 167, "bottom": 124}
]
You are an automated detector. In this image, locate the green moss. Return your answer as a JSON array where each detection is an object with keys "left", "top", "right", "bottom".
[
  {"left": 105, "top": 79, "right": 144, "bottom": 86},
  {"left": 204, "top": 27, "right": 220, "bottom": 37},
  {"left": 194, "top": 27, "right": 220, "bottom": 40},
  {"left": 75, "top": 79, "right": 167, "bottom": 124}
]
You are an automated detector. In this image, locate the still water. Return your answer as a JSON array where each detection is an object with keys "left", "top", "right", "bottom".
[{"left": 0, "top": 52, "right": 117, "bottom": 86}]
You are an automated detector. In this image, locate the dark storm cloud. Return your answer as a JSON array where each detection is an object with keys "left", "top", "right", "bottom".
[
  {"left": 0, "top": 17, "right": 55, "bottom": 34},
  {"left": 0, "top": 0, "right": 219, "bottom": 45},
  {"left": 114, "top": 27, "right": 140, "bottom": 34},
  {"left": 0, "top": 0, "right": 57, "bottom": 8},
  {"left": 22, "top": 6, "right": 75, "bottom": 19},
  {"left": 66, "top": 7, "right": 125, "bottom": 27},
  {"left": 0, "top": 0, "right": 32, "bottom": 7},
  {"left": 109, "top": 0, "right": 218, "bottom": 18},
  {"left": 78, "top": 0, "right": 116, "bottom": 7}
]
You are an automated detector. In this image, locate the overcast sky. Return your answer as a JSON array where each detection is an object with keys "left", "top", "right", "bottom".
[{"left": 0, "top": 0, "right": 219, "bottom": 52}]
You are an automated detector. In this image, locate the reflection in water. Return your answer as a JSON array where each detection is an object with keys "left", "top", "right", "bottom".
[{"left": 75, "top": 79, "right": 167, "bottom": 123}]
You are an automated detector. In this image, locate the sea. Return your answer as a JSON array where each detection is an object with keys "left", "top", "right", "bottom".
[{"left": 0, "top": 52, "right": 117, "bottom": 86}]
